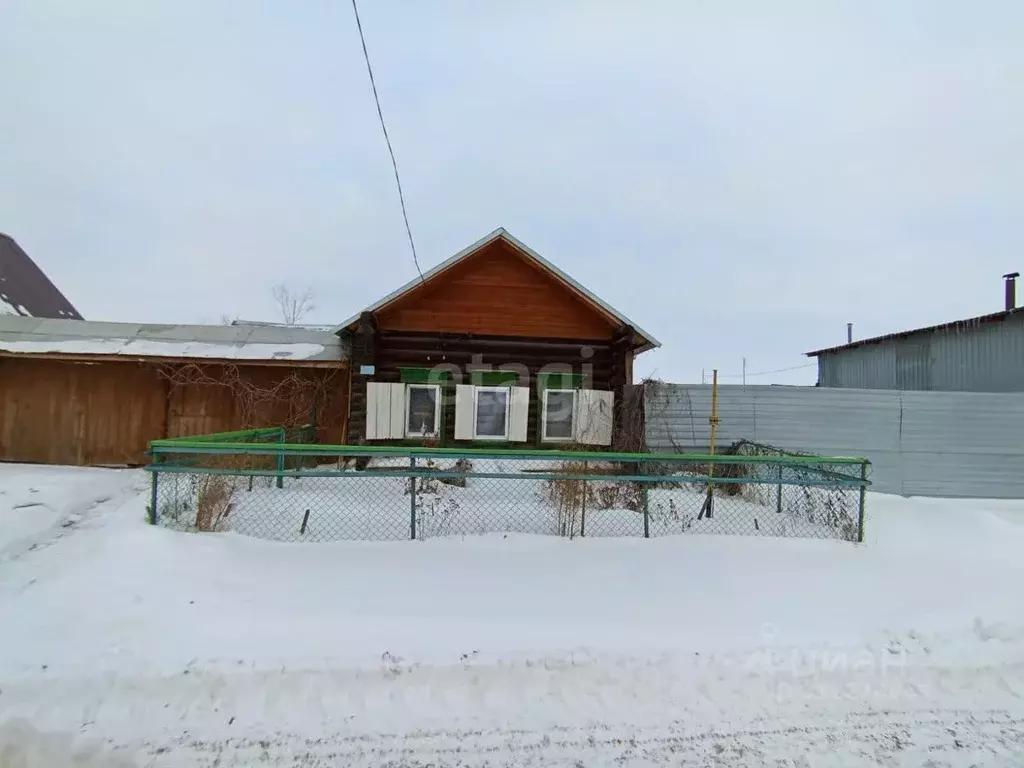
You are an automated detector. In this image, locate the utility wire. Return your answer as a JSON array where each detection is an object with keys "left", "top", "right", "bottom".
[
  {"left": 349, "top": 0, "right": 424, "bottom": 282},
  {"left": 717, "top": 362, "right": 816, "bottom": 379}
]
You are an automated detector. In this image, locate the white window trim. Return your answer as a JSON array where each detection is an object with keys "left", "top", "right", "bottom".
[
  {"left": 472, "top": 386, "right": 511, "bottom": 441},
  {"left": 541, "top": 388, "right": 577, "bottom": 442},
  {"left": 405, "top": 384, "right": 441, "bottom": 438}
]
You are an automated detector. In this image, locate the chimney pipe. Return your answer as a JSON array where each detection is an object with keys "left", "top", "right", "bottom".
[
  {"left": 846, "top": 323, "right": 853, "bottom": 344},
  {"left": 1004, "top": 272, "right": 1020, "bottom": 311}
]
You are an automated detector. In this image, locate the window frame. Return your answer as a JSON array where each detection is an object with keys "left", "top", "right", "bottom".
[
  {"left": 472, "top": 385, "right": 511, "bottom": 441},
  {"left": 405, "top": 383, "right": 442, "bottom": 438},
  {"left": 541, "top": 388, "right": 577, "bottom": 442}
]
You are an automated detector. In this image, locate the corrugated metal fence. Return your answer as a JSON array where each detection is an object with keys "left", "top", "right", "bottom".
[{"left": 645, "top": 384, "right": 1024, "bottom": 498}]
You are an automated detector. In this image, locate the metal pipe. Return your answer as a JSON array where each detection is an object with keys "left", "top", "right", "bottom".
[
  {"left": 1004, "top": 272, "right": 1019, "bottom": 311},
  {"left": 846, "top": 323, "right": 853, "bottom": 343}
]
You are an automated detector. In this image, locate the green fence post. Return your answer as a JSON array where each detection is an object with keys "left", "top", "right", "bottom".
[
  {"left": 410, "top": 456, "right": 417, "bottom": 540},
  {"left": 857, "top": 462, "right": 868, "bottom": 543},
  {"left": 276, "top": 427, "right": 286, "bottom": 488},
  {"left": 149, "top": 470, "right": 159, "bottom": 525}
]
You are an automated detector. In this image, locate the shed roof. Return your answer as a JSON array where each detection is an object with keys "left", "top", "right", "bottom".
[
  {"left": 0, "top": 316, "right": 348, "bottom": 364},
  {"left": 806, "top": 307, "right": 1024, "bottom": 357},
  {"left": 334, "top": 228, "right": 661, "bottom": 353},
  {"left": 0, "top": 234, "right": 83, "bottom": 320}
]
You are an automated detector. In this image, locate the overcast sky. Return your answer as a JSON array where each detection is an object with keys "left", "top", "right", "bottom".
[{"left": 2, "top": 2, "right": 1021, "bottom": 383}]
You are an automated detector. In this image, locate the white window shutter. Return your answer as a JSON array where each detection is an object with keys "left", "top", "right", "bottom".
[
  {"left": 574, "top": 389, "right": 614, "bottom": 446},
  {"left": 454, "top": 384, "right": 475, "bottom": 441},
  {"left": 508, "top": 386, "right": 529, "bottom": 442},
  {"left": 365, "top": 381, "right": 383, "bottom": 440},
  {"left": 365, "top": 382, "right": 406, "bottom": 440},
  {"left": 387, "top": 382, "right": 406, "bottom": 439}
]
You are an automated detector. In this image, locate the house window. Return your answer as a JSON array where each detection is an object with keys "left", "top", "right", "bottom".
[
  {"left": 542, "top": 389, "right": 576, "bottom": 441},
  {"left": 406, "top": 385, "right": 440, "bottom": 437},
  {"left": 473, "top": 386, "right": 510, "bottom": 440}
]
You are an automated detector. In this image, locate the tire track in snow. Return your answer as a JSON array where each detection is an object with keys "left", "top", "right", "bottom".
[
  {"left": 147, "top": 710, "right": 1024, "bottom": 766},
  {"left": 4, "top": 653, "right": 1023, "bottom": 766}
]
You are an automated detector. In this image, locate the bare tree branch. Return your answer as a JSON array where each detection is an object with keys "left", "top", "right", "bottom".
[{"left": 271, "top": 284, "right": 316, "bottom": 326}]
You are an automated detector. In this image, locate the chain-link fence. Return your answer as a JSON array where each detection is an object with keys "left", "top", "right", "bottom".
[{"left": 146, "top": 432, "right": 871, "bottom": 543}]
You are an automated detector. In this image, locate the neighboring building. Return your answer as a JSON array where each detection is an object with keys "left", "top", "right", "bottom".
[
  {"left": 337, "top": 227, "right": 659, "bottom": 448},
  {"left": 0, "top": 316, "right": 349, "bottom": 465},
  {"left": 807, "top": 273, "right": 1024, "bottom": 392},
  {"left": 0, "top": 233, "right": 83, "bottom": 319}
]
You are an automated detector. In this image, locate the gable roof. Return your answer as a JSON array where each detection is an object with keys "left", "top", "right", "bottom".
[
  {"left": 0, "top": 234, "right": 83, "bottom": 320},
  {"left": 334, "top": 228, "right": 660, "bottom": 353}
]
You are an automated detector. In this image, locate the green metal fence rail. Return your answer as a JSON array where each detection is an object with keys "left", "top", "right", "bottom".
[{"left": 146, "top": 430, "right": 871, "bottom": 544}]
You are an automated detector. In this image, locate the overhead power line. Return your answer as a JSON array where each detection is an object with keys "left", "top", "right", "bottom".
[
  {"left": 349, "top": 0, "right": 424, "bottom": 282},
  {"left": 717, "top": 362, "right": 816, "bottom": 379}
]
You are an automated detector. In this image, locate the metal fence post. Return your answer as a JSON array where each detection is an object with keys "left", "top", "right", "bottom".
[
  {"left": 642, "top": 484, "right": 650, "bottom": 539},
  {"left": 410, "top": 456, "right": 417, "bottom": 540},
  {"left": 579, "top": 461, "right": 587, "bottom": 538},
  {"left": 149, "top": 470, "right": 159, "bottom": 525},
  {"left": 857, "top": 461, "right": 868, "bottom": 543},
  {"left": 775, "top": 464, "right": 783, "bottom": 514}
]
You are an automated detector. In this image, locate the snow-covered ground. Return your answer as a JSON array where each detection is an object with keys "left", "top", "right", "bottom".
[
  {"left": 1, "top": 463, "right": 1023, "bottom": 766},
  {"left": 158, "top": 459, "right": 855, "bottom": 542}
]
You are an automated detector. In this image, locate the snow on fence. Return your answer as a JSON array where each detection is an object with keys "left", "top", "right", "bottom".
[{"left": 144, "top": 429, "right": 871, "bottom": 544}]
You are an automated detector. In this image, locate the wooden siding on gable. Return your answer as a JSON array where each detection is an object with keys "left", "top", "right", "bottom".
[{"left": 376, "top": 239, "right": 618, "bottom": 341}]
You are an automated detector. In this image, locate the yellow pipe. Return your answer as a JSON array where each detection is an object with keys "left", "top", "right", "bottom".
[{"left": 702, "top": 369, "right": 720, "bottom": 517}]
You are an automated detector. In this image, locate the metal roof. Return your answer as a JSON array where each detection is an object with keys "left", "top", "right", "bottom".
[
  {"left": 0, "top": 233, "right": 83, "bottom": 320},
  {"left": 0, "top": 316, "right": 348, "bottom": 363},
  {"left": 333, "top": 228, "right": 662, "bottom": 353},
  {"left": 231, "top": 319, "right": 337, "bottom": 331},
  {"left": 806, "top": 307, "right": 1024, "bottom": 357}
]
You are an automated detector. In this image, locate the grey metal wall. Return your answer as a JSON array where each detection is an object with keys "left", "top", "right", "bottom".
[
  {"left": 645, "top": 384, "right": 1024, "bottom": 498},
  {"left": 816, "top": 313, "right": 1024, "bottom": 392}
]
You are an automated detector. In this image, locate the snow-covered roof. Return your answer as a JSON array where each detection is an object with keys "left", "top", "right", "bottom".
[
  {"left": 231, "top": 319, "right": 337, "bottom": 332},
  {"left": 333, "top": 228, "right": 662, "bottom": 354},
  {"left": 0, "top": 233, "right": 83, "bottom": 320},
  {"left": 0, "top": 316, "right": 348, "bottom": 363}
]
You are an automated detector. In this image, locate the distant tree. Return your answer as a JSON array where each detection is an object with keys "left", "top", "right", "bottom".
[{"left": 272, "top": 284, "right": 315, "bottom": 326}]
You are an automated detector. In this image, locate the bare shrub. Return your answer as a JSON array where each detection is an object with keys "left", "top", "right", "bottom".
[
  {"left": 545, "top": 460, "right": 587, "bottom": 537},
  {"left": 192, "top": 474, "right": 236, "bottom": 532},
  {"left": 590, "top": 480, "right": 644, "bottom": 512}
]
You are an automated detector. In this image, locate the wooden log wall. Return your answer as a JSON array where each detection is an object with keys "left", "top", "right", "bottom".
[{"left": 349, "top": 328, "right": 631, "bottom": 447}]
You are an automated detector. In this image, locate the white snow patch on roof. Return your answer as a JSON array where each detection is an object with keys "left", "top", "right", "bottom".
[
  {"left": 0, "top": 316, "right": 347, "bottom": 362},
  {"left": 0, "top": 338, "right": 327, "bottom": 360},
  {"left": 0, "top": 294, "right": 26, "bottom": 316}
]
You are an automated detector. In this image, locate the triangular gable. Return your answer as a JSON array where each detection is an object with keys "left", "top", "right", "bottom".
[{"left": 335, "top": 228, "right": 660, "bottom": 352}]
